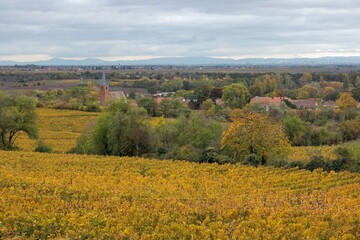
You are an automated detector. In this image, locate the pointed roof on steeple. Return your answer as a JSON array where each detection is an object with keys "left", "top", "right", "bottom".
[{"left": 100, "top": 71, "right": 107, "bottom": 86}]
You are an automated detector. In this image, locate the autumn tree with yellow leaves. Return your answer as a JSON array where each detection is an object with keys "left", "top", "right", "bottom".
[
  {"left": 221, "top": 110, "right": 290, "bottom": 166},
  {"left": 336, "top": 92, "right": 357, "bottom": 109}
]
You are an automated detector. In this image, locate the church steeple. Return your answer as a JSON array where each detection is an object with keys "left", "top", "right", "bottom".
[
  {"left": 99, "top": 71, "right": 109, "bottom": 105},
  {"left": 100, "top": 71, "right": 107, "bottom": 86}
]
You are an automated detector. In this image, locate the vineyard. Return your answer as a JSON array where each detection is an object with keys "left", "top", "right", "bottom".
[
  {"left": 1, "top": 150, "right": 360, "bottom": 239},
  {"left": 288, "top": 145, "right": 337, "bottom": 162},
  {"left": 17, "top": 108, "right": 100, "bottom": 152}
]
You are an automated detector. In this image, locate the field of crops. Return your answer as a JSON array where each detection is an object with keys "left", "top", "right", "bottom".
[
  {"left": 17, "top": 108, "right": 100, "bottom": 153},
  {"left": 0, "top": 150, "right": 360, "bottom": 239}
]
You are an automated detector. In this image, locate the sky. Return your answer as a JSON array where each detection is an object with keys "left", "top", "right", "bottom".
[{"left": 1, "top": 0, "right": 360, "bottom": 61}]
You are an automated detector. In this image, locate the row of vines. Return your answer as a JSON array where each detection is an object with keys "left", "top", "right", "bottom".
[{"left": 1, "top": 151, "right": 360, "bottom": 239}]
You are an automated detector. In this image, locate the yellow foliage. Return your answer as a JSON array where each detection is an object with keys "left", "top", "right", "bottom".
[
  {"left": 288, "top": 146, "right": 337, "bottom": 162},
  {"left": 0, "top": 151, "right": 360, "bottom": 238},
  {"left": 222, "top": 110, "right": 290, "bottom": 162},
  {"left": 17, "top": 108, "right": 100, "bottom": 153},
  {"left": 336, "top": 92, "right": 357, "bottom": 109},
  {"left": 149, "top": 117, "right": 167, "bottom": 128}
]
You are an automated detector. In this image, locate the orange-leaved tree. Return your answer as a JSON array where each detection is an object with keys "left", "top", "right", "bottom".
[
  {"left": 336, "top": 92, "right": 357, "bottom": 110},
  {"left": 221, "top": 109, "right": 290, "bottom": 166}
]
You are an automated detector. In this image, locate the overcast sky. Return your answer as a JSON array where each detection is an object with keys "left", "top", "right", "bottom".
[{"left": 1, "top": 0, "right": 360, "bottom": 61}]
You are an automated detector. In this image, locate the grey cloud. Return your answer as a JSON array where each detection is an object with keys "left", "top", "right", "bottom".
[{"left": 0, "top": 0, "right": 360, "bottom": 60}]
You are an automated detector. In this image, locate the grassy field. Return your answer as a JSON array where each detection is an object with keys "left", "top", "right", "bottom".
[{"left": 0, "top": 150, "right": 360, "bottom": 239}]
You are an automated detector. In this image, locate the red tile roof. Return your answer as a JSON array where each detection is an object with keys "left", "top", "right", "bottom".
[
  {"left": 250, "top": 96, "right": 290, "bottom": 104},
  {"left": 155, "top": 97, "right": 172, "bottom": 104},
  {"left": 292, "top": 99, "right": 321, "bottom": 109}
]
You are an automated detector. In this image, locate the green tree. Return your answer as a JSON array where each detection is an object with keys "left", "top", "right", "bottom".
[
  {"left": 0, "top": 93, "right": 38, "bottom": 150},
  {"left": 300, "top": 72, "right": 312, "bottom": 85},
  {"left": 355, "top": 76, "right": 360, "bottom": 87},
  {"left": 201, "top": 99, "right": 215, "bottom": 111},
  {"left": 249, "top": 78, "right": 265, "bottom": 97},
  {"left": 106, "top": 101, "right": 151, "bottom": 156},
  {"left": 282, "top": 115, "right": 306, "bottom": 144},
  {"left": 193, "top": 84, "right": 213, "bottom": 108},
  {"left": 137, "top": 98, "right": 159, "bottom": 117},
  {"left": 159, "top": 99, "right": 187, "bottom": 118},
  {"left": 351, "top": 87, "right": 360, "bottom": 101},
  {"left": 280, "top": 72, "right": 295, "bottom": 89},
  {"left": 340, "top": 117, "right": 360, "bottom": 141},
  {"left": 222, "top": 83, "right": 250, "bottom": 109},
  {"left": 156, "top": 113, "right": 222, "bottom": 162},
  {"left": 343, "top": 73, "right": 351, "bottom": 91},
  {"left": 76, "top": 100, "right": 153, "bottom": 156}
]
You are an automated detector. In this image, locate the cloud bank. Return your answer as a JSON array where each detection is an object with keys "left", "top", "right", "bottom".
[{"left": 1, "top": 0, "right": 360, "bottom": 61}]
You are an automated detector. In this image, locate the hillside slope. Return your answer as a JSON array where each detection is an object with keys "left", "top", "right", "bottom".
[{"left": 1, "top": 151, "right": 360, "bottom": 239}]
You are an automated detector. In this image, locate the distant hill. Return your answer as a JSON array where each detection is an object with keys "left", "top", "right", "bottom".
[{"left": 2, "top": 56, "right": 360, "bottom": 66}]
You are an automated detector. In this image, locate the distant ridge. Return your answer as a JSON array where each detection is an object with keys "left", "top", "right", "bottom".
[{"left": 2, "top": 56, "right": 360, "bottom": 66}]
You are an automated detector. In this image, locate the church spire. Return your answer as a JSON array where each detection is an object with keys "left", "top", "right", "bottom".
[
  {"left": 99, "top": 71, "right": 109, "bottom": 105},
  {"left": 100, "top": 71, "right": 107, "bottom": 86}
]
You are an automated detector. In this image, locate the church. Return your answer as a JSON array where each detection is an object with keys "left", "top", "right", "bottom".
[{"left": 99, "top": 72, "right": 126, "bottom": 105}]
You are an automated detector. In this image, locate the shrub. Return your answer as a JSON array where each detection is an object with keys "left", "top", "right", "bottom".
[
  {"left": 305, "top": 155, "right": 326, "bottom": 171},
  {"left": 286, "top": 161, "right": 304, "bottom": 169},
  {"left": 34, "top": 141, "right": 52, "bottom": 153}
]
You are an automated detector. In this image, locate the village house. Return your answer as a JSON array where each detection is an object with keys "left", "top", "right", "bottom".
[
  {"left": 250, "top": 96, "right": 291, "bottom": 106},
  {"left": 155, "top": 97, "right": 172, "bottom": 104},
  {"left": 291, "top": 98, "right": 321, "bottom": 109},
  {"left": 323, "top": 100, "right": 339, "bottom": 109},
  {"left": 215, "top": 98, "right": 223, "bottom": 105},
  {"left": 249, "top": 96, "right": 340, "bottom": 110},
  {"left": 153, "top": 92, "right": 175, "bottom": 97}
]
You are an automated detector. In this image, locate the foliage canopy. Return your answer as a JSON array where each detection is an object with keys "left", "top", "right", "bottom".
[
  {"left": 221, "top": 110, "right": 290, "bottom": 165},
  {"left": 222, "top": 83, "right": 249, "bottom": 109},
  {"left": 0, "top": 92, "right": 38, "bottom": 150}
]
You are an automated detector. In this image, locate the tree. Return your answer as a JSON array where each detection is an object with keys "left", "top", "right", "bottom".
[
  {"left": 249, "top": 78, "right": 265, "bottom": 97},
  {"left": 159, "top": 99, "right": 187, "bottom": 118},
  {"left": 193, "top": 84, "right": 213, "bottom": 108},
  {"left": 336, "top": 92, "right": 357, "bottom": 109},
  {"left": 297, "top": 84, "right": 319, "bottom": 99},
  {"left": 0, "top": 93, "right": 38, "bottom": 150},
  {"left": 340, "top": 117, "right": 360, "bottom": 141},
  {"left": 209, "top": 87, "right": 222, "bottom": 100},
  {"left": 280, "top": 72, "right": 295, "bottom": 89},
  {"left": 300, "top": 72, "right": 312, "bottom": 85},
  {"left": 201, "top": 99, "right": 215, "bottom": 111},
  {"left": 282, "top": 115, "right": 306, "bottom": 144},
  {"left": 355, "top": 76, "right": 360, "bottom": 87},
  {"left": 342, "top": 73, "right": 351, "bottom": 91},
  {"left": 221, "top": 110, "right": 290, "bottom": 165},
  {"left": 222, "top": 83, "right": 249, "bottom": 109},
  {"left": 321, "top": 87, "right": 336, "bottom": 99},
  {"left": 78, "top": 100, "right": 153, "bottom": 156},
  {"left": 106, "top": 101, "right": 151, "bottom": 156},
  {"left": 156, "top": 113, "right": 222, "bottom": 162},
  {"left": 137, "top": 98, "right": 159, "bottom": 117},
  {"left": 351, "top": 87, "right": 360, "bottom": 101}
]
